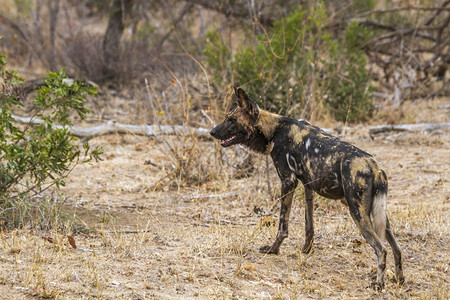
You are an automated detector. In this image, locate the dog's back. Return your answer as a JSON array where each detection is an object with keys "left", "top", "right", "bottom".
[{"left": 271, "top": 118, "right": 384, "bottom": 198}]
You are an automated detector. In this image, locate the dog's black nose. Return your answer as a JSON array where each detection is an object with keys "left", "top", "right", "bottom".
[{"left": 210, "top": 128, "right": 216, "bottom": 137}]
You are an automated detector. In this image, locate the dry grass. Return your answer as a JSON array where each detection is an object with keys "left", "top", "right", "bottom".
[{"left": 0, "top": 105, "right": 448, "bottom": 299}]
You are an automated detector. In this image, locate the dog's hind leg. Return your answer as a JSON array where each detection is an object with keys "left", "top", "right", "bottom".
[
  {"left": 347, "top": 199, "right": 387, "bottom": 290},
  {"left": 386, "top": 216, "right": 404, "bottom": 285},
  {"left": 342, "top": 159, "right": 387, "bottom": 289},
  {"left": 260, "top": 177, "right": 298, "bottom": 254},
  {"left": 360, "top": 214, "right": 387, "bottom": 290},
  {"left": 344, "top": 185, "right": 386, "bottom": 288},
  {"left": 302, "top": 186, "right": 314, "bottom": 254}
]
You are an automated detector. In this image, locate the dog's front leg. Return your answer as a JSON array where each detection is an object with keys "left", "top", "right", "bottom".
[
  {"left": 302, "top": 186, "right": 314, "bottom": 254},
  {"left": 260, "top": 178, "right": 298, "bottom": 254}
]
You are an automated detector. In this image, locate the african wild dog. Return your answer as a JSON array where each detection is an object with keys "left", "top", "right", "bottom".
[{"left": 210, "top": 87, "right": 404, "bottom": 289}]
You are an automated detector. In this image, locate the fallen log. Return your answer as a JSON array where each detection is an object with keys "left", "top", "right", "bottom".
[
  {"left": 181, "top": 192, "right": 239, "bottom": 201},
  {"left": 67, "top": 122, "right": 211, "bottom": 139},
  {"left": 368, "top": 122, "right": 450, "bottom": 135},
  {"left": 10, "top": 113, "right": 210, "bottom": 139}
]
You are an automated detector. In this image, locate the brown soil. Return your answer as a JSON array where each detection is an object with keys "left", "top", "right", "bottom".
[{"left": 0, "top": 98, "right": 448, "bottom": 299}]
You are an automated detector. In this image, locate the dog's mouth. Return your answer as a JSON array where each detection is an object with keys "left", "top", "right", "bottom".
[{"left": 220, "top": 135, "right": 237, "bottom": 147}]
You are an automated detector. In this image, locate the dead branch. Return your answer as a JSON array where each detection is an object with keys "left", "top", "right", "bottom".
[
  {"left": 156, "top": 3, "right": 194, "bottom": 53},
  {"left": 181, "top": 192, "right": 238, "bottom": 200},
  {"left": 357, "top": 1, "right": 450, "bottom": 104},
  {"left": 349, "top": 18, "right": 397, "bottom": 31},
  {"left": 424, "top": 0, "right": 450, "bottom": 26},
  {"left": 369, "top": 123, "right": 450, "bottom": 135},
  {"left": 357, "top": 4, "right": 450, "bottom": 17},
  {"left": 185, "top": 0, "right": 273, "bottom": 27},
  {"left": 9, "top": 112, "right": 210, "bottom": 139},
  {"left": 18, "top": 78, "right": 47, "bottom": 96},
  {"left": 113, "top": 230, "right": 153, "bottom": 234},
  {"left": 0, "top": 13, "right": 30, "bottom": 45}
]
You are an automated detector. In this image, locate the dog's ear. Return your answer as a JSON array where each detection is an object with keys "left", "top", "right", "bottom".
[{"left": 234, "top": 86, "right": 260, "bottom": 122}]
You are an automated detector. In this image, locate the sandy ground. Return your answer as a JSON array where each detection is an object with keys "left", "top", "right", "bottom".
[{"left": 0, "top": 98, "right": 449, "bottom": 299}]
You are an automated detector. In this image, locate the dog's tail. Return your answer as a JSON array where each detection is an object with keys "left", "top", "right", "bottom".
[{"left": 372, "top": 191, "right": 387, "bottom": 241}]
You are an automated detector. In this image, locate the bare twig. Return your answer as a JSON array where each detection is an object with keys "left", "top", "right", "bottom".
[
  {"left": 201, "top": 109, "right": 215, "bottom": 127},
  {"left": 424, "top": 0, "right": 450, "bottom": 26},
  {"left": 357, "top": 4, "right": 450, "bottom": 17}
]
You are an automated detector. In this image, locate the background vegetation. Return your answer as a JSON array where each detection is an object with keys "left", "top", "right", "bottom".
[
  {"left": 205, "top": 4, "right": 374, "bottom": 121},
  {"left": 1, "top": 0, "right": 448, "bottom": 122},
  {"left": 0, "top": 1, "right": 448, "bottom": 298}
]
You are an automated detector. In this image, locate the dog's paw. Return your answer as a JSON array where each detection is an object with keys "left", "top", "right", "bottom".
[
  {"left": 301, "top": 242, "right": 313, "bottom": 254},
  {"left": 259, "top": 245, "right": 279, "bottom": 254},
  {"left": 396, "top": 274, "right": 405, "bottom": 286}
]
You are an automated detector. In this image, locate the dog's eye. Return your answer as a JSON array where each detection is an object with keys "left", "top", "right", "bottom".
[{"left": 228, "top": 118, "right": 236, "bottom": 123}]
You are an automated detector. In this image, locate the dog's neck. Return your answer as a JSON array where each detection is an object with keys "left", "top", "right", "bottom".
[
  {"left": 244, "top": 110, "right": 281, "bottom": 154},
  {"left": 255, "top": 110, "right": 282, "bottom": 141}
]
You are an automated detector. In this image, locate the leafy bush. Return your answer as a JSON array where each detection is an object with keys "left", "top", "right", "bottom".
[
  {"left": 321, "top": 20, "right": 374, "bottom": 122},
  {"left": 204, "top": 3, "right": 374, "bottom": 122},
  {"left": 204, "top": 26, "right": 232, "bottom": 88},
  {"left": 0, "top": 56, "right": 102, "bottom": 229}
]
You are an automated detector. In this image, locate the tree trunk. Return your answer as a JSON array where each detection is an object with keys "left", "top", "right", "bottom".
[
  {"left": 102, "top": 0, "right": 133, "bottom": 79},
  {"left": 48, "top": 0, "right": 60, "bottom": 72}
]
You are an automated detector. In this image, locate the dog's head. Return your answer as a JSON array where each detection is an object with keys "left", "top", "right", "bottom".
[{"left": 210, "top": 87, "right": 260, "bottom": 147}]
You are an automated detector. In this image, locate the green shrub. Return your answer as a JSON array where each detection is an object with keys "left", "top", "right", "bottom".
[
  {"left": 204, "top": 26, "right": 232, "bottom": 88},
  {"left": 204, "top": 2, "right": 374, "bottom": 122},
  {"left": 0, "top": 55, "right": 102, "bottom": 229},
  {"left": 322, "top": 20, "right": 374, "bottom": 122}
]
